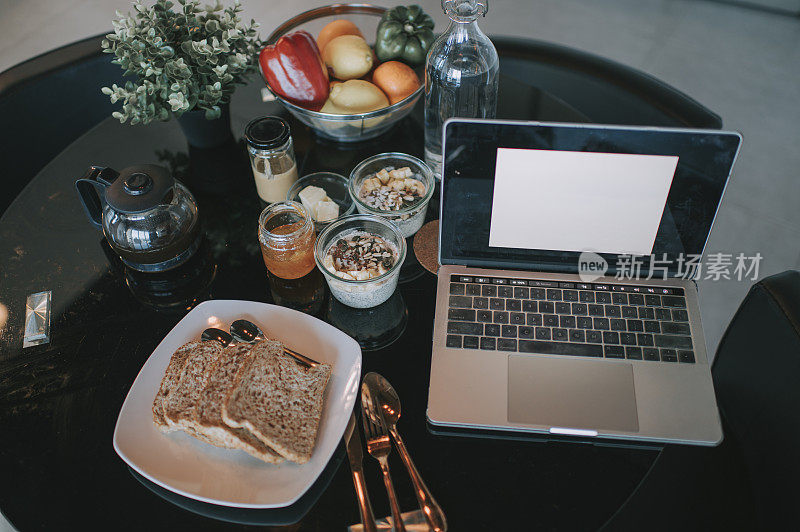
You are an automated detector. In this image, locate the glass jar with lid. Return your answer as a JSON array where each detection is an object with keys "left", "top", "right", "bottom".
[
  {"left": 258, "top": 201, "right": 316, "bottom": 279},
  {"left": 245, "top": 116, "right": 299, "bottom": 203}
]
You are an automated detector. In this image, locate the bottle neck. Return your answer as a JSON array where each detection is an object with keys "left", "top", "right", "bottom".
[
  {"left": 444, "top": 17, "right": 482, "bottom": 44},
  {"left": 442, "top": 0, "right": 488, "bottom": 22}
]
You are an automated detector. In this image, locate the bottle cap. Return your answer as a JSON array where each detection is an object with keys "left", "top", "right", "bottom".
[{"left": 245, "top": 116, "right": 291, "bottom": 150}]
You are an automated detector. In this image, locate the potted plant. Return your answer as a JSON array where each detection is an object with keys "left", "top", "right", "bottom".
[{"left": 101, "top": 0, "right": 261, "bottom": 147}]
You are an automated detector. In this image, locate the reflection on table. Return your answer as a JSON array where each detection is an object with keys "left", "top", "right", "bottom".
[{"left": 326, "top": 289, "right": 408, "bottom": 351}]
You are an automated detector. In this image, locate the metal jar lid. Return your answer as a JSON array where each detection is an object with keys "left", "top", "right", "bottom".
[{"left": 244, "top": 116, "right": 291, "bottom": 150}]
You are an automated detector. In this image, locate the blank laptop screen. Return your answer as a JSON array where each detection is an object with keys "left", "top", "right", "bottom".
[
  {"left": 489, "top": 148, "right": 678, "bottom": 255},
  {"left": 439, "top": 120, "right": 741, "bottom": 274}
]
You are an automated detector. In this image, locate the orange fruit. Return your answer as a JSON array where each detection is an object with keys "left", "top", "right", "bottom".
[
  {"left": 317, "top": 19, "right": 363, "bottom": 54},
  {"left": 371, "top": 61, "right": 421, "bottom": 105}
]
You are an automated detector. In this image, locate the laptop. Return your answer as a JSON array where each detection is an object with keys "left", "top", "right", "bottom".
[{"left": 427, "top": 119, "right": 742, "bottom": 446}]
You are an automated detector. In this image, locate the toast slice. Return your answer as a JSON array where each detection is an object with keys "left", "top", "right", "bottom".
[
  {"left": 162, "top": 340, "right": 224, "bottom": 434},
  {"left": 221, "top": 340, "right": 332, "bottom": 464},
  {"left": 152, "top": 340, "right": 212, "bottom": 432},
  {"left": 192, "top": 342, "right": 284, "bottom": 464}
]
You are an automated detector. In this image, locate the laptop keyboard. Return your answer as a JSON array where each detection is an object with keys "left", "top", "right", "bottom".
[{"left": 446, "top": 275, "right": 695, "bottom": 363}]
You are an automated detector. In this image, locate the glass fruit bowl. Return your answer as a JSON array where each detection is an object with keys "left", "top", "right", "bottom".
[{"left": 263, "top": 4, "right": 424, "bottom": 143}]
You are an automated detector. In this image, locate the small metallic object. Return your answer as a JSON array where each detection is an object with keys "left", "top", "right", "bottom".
[
  {"left": 345, "top": 411, "right": 378, "bottom": 532},
  {"left": 364, "top": 372, "right": 447, "bottom": 531},
  {"left": 361, "top": 382, "right": 407, "bottom": 532},
  {"left": 24, "top": 291, "right": 52, "bottom": 348},
  {"left": 229, "top": 319, "right": 319, "bottom": 367},
  {"left": 201, "top": 328, "right": 233, "bottom": 346}
]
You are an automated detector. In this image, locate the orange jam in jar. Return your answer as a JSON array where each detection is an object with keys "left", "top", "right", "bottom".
[{"left": 258, "top": 201, "right": 316, "bottom": 279}]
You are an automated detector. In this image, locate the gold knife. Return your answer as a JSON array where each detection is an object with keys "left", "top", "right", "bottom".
[{"left": 345, "top": 410, "right": 378, "bottom": 532}]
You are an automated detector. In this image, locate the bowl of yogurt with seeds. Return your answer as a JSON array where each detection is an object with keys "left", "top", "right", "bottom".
[
  {"left": 348, "top": 153, "right": 434, "bottom": 238},
  {"left": 315, "top": 214, "right": 406, "bottom": 308}
]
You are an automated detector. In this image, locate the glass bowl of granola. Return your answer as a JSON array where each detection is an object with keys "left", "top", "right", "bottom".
[
  {"left": 314, "top": 214, "right": 406, "bottom": 308},
  {"left": 348, "top": 153, "right": 434, "bottom": 238}
]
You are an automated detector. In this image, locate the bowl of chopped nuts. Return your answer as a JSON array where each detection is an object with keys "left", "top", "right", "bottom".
[
  {"left": 315, "top": 214, "right": 406, "bottom": 308},
  {"left": 348, "top": 152, "right": 434, "bottom": 238}
]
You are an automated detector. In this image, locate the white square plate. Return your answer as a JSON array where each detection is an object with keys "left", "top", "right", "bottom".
[{"left": 113, "top": 300, "right": 362, "bottom": 508}]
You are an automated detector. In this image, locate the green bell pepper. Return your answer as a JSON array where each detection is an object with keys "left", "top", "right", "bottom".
[{"left": 375, "top": 5, "right": 435, "bottom": 66}]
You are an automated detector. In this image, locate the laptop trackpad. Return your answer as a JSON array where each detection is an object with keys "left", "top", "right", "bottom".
[{"left": 507, "top": 355, "right": 639, "bottom": 432}]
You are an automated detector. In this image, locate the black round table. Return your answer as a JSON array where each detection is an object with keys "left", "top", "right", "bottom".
[{"left": 0, "top": 38, "right": 720, "bottom": 531}]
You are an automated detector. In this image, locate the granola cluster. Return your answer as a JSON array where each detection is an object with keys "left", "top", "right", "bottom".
[
  {"left": 323, "top": 232, "right": 397, "bottom": 281},
  {"left": 358, "top": 166, "right": 426, "bottom": 213}
]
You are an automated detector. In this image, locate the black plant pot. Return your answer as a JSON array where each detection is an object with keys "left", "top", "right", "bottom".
[{"left": 176, "top": 103, "right": 233, "bottom": 148}]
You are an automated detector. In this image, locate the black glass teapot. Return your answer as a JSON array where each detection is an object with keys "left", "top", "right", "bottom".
[{"left": 76, "top": 165, "right": 201, "bottom": 272}]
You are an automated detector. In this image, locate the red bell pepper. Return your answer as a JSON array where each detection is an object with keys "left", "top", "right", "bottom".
[{"left": 260, "top": 31, "right": 329, "bottom": 111}]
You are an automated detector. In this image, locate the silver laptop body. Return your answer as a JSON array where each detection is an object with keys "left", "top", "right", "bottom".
[{"left": 427, "top": 119, "right": 742, "bottom": 446}]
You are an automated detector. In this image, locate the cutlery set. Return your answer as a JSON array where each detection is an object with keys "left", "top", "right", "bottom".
[{"left": 347, "top": 372, "right": 447, "bottom": 532}]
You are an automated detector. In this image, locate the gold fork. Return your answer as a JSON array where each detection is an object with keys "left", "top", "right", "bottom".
[{"left": 361, "top": 382, "right": 407, "bottom": 532}]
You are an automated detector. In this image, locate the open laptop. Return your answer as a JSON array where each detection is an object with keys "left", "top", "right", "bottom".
[{"left": 427, "top": 119, "right": 742, "bottom": 446}]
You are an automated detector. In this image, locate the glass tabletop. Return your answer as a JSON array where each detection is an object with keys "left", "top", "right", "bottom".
[{"left": 0, "top": 63, "right": 661, "bottom": 529}]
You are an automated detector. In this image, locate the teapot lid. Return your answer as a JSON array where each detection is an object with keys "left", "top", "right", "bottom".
[{"left": 106, "top": 164, "right": 175, "bottom": 214}]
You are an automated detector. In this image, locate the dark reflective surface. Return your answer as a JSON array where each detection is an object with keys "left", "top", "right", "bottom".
[
  {"left": 130, "top": 444, "right": 346, "bottom": 526},
  {"left": 327, "top": 290, "right": 409, "bottom": 351},
  {"left": 268, "top": 268, "right": 326, "bottom": 315},
  {"left": 103, "top": 238, "right": 218, "bottom": 312},
  {"left": 0, "top": 64, "right": 661, "bottom": 530}
]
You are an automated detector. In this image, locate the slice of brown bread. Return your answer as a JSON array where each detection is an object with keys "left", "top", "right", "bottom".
[
  {"left": 162, "top": 340, "right": 224, "bottom": 434},
  {"left": 152, "top": 340, "right": 208, "bottom": 432},
  {"left": 221, "top": 340, "right": 332, "bottom": 464},
  {"left": 190, "top": 342, "right": 284, "bottom": 464}
]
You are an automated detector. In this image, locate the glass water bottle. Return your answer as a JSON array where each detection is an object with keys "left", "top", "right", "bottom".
[{"left": 424, "top": 0, "right": 499, "bottom": 178}]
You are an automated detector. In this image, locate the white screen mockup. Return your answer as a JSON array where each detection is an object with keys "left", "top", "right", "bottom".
[{"left": 488, "top": 148, "right": 679, "bottom": 255}]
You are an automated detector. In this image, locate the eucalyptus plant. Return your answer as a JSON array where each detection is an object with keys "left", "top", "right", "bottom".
[{"left": 101, "top": 0, "right": 261, "bottom": 124}]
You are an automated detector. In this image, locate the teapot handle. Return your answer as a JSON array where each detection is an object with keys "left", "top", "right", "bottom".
[{"left": 75, "top": 166, "right": 119, "bottom": 229}]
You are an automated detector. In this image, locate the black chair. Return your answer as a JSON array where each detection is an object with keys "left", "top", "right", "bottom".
[
  {"left": 0, "top": 34, "right": 122, "bottom": 215},
  {"left": 712, "top": 270, "right": 800, "bottom": 528},
  {"left": 603, "top": 270, "right": 800, "bottom": 531},
  {"left": 493, "top": 36, "right": 723, "bottom": 129}
]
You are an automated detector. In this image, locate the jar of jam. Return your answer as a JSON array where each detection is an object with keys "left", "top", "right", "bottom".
[{"left": 258, "top": 201, "right": 316, "bottom": 279}]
